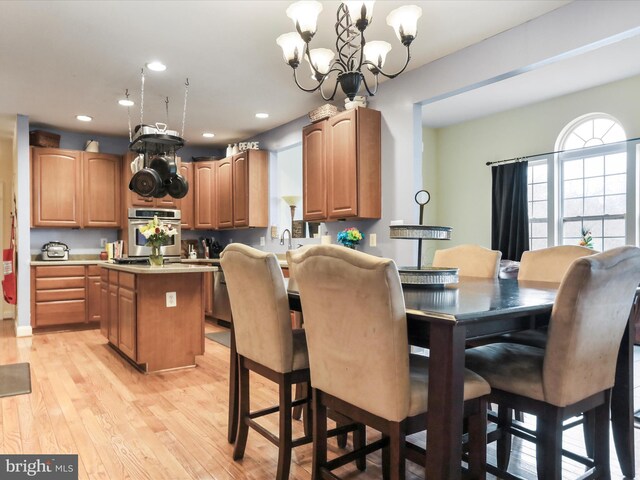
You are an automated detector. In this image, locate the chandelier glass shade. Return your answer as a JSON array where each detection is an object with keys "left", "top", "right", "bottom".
[{"left": 277, "top": 1, "right": 422, "bottom": 101}]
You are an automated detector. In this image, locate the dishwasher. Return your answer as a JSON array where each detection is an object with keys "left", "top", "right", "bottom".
[{"left": 212, "top": 269, "right": 232, "bottom": 324}]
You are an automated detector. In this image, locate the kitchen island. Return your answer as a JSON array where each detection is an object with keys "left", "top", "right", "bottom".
[{"left": 100, "top": 263, "right": 218, "bottom": 373}]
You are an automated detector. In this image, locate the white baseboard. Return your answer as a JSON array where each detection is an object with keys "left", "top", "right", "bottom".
[{"left": 15, "top": 325, "right": 32, "bottom": 337}]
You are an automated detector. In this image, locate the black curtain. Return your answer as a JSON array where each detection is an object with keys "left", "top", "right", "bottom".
[{"left": 491, "top": 161, "right": 529, "bottom": 261}]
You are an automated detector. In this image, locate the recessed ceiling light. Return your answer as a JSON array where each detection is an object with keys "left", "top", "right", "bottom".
[
  {"left": 255, "top": 113, "right": 269, "bottom": 119},
  {"left": 202, "top": 132, "right": 215, "bottom": 138},
  {"left": 118, "top": 99, "right": 134, "bottom": 107},
  {"left": 76, "top": 115, "right": 93, "bottom": 122},
  {"left": 146, "top": 61, "right": 167, "bottom": 72}
]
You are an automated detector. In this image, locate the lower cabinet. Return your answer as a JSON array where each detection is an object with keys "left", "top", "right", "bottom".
[
  {"left": 204, "top": 271, "right": 213, "bottom": 317},
  {"left": 102, "top": 270, "right": 137, "bottom": 361},
  {"left": 31, "top": 265, "right": 102, "bottom": 329}
]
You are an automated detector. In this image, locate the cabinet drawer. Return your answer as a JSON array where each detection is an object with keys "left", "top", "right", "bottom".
[
  {"left": 35, "top": 300, "right": 86, "bottom": 326},
  {"left": 87, "top": 265, "right": 102, "bottom": 276},
  {"left": 35, "top": 265, "right": 85, "bottom": 278},
  {"left": 36, "top": 288, "right": 85, "bottom": 302},
  {"left": 119, "top": 272, "right": 135, "bottom": 290},
  {"left": 36, "top": 277, "right": 85, "bottom": 290}
]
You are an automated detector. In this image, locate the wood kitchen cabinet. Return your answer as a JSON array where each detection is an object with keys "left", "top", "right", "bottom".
[
  {"left": 100, "top": 269, "right": 108, "bottom": 338},
  {"left": 177, "top": 161, "right": 194, "bottom": 230},
  {"left": 204, "top": 271, "right": 213, "bottom": 317},
  {"left": 32, "top": 148, "right": 123, "bottom": 228},
  {"left": 232, "top": 150, "right": 268, "bottom": 228},
  {"left": 117, "top": 276, "right": 137, "bottom": 360},
  {"left": 31, "top": 265, "right": 103, "bottom": 330},
  {"left": 302, "top": 107, "right": 381, "bottom": 221},
  {"left": 216, "top": 157, "right": 233, "bottom": 228},
  {"left": 31, "top": 148, "right": 83, "bottom": 227},
  {"left": 194, "top": 160, "right": 217, "bottom": 229},
  {"left": 107, "top": 276, "right": 119, "bottom": 345},
  {"left": 84, "top": 153, "right": 122, "bottom": 227},
  {"left": 302, "top": 121, "right": 327, "bottom": 220}
]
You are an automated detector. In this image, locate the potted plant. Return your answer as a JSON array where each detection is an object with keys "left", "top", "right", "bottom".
[
  {"left": 337, "top": 227, "right": 364, "bottom": 249},
  {"left": 139, "top": 215, "right": 178, "bottom": 266}
]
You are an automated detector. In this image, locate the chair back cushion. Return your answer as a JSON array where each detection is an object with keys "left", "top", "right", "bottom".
[
  {"left": 220, "top": 244, "right": 294, "bottom": 373},
  {"left": 432, "top": 244, "right": 502, "bottom": 278},
  {"left": 544, "top": 246, "right": 640, "bottom": 406},
  {"left": 519, "top": 245, "right": 596, "bottom": 283},
  {"left": 288, "top": 245, "right": 411, "bottom": 422}
]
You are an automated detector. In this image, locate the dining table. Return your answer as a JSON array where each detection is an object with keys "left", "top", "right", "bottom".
[{"left": 226, "top": 276, "right": 637, "bottom": 479}]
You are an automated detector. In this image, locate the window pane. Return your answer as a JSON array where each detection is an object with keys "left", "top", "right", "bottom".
[
  {"left": 589, "top": 221, "right": 603, "bottom": 237},
  {"left": 531, "top": 239, "right": 547, "bottom": 251},
  {"left": 533, "top": 164, "right": 547, "bottom": 183},
  {"left": 605, "top": 153, "right": 626, "bottom": 175},
  {"left": 584, "top": 156, "right": 604, "bottom": 177},
  {"left": 602, "top": 123, "right": 626, "bottom": 144},
  {"left": 604, "top": 194, "right": 626, "bottom": 215},
  {"left": 532, "top": 183, "right": 547, "bottom": 201},
  {"left": 564, "top": 179, "right": 583, "bottom": 198},
  {"left": 584, "top": 177, "right": 604, "bottom": 196},
  {"left": 532, "top": 201, "right": 547, "bottom": 218},
  {"left": 564, "top": 198, "right": 583, "bottom": 217},
  {"left": 584, "top": 196, "right": 604, "bottom": 216},
  {"left": 563, "top": 159, "right": 583, "bottom": 180},
  {"left": 573, "top": 120, "right": 593, "bottom": 143},
  {"left": 527, "top": 184, "right": 532, "bottom": 200},
  {"left": 563, "top": 220, "right": 582, "bottom": 237},
  {"left": 605, "top": 174, "right": 626, "bottom": 195},
  {"left": 592, "top": 238, "right": 603, "bottom": 251},
  {"left": 531, "top": 222, "right": 547, "bottom": 237},
  {"left": 604, "top": 218, "right": 625, "bottom": 237},
  {"left": 604, "top": 237, "right": 626, "bottom": 250},
  {"left": 563, "top": 237, "right": 581, "bottom": 246},
  {"left": 593, "top": 118, "right": 614, "bottom": 139}
]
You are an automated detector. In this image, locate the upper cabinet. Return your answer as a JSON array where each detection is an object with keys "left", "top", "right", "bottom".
[
  {"left": 32, "top": 148, "right": 83, "bottom": 227},
  {"left": 194, "top": 161, "right": 217, "bottom": 229},
  {"left": 177, "top": 161, "right": 194, "bottom": 230},
  {"left": 232, "top": 150, "right": 268, "bottom": 228},
  {"left": 303, "top": 107, "right": 381, "bottom": 221},
  {"left": 32, "top": 148, "right": 122, "bottom": 228},
  {"left": 216, "top": 157, "right": 233, "bottom": 229},
  {"left": 84, "top": 153, "right": 122, "bottom": 228}
]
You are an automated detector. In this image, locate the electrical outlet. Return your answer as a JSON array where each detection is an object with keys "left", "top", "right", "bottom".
[
  {"left": 260, "top": 236, "right": 266, "bottom": 246},
  {"left": 100, "top": 238, "right": 107, "bottom": 247},
  {"left": 271, "top": 225, "right": 279, "bottom": 239},
  {"left": 369, "top": 233, "right": 377, "bottom": 247},
  {"left": 166, "top": 292, "right": 177, "bottom": 308}
]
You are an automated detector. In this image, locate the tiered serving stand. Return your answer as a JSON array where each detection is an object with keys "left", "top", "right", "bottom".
[{"left": 389, "top": 190, "right": 459, "bottom": 287}]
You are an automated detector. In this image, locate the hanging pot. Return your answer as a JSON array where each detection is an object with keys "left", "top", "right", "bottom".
[
  {"left": 129, "top": 168, "right": 162, "bottom": 197},
  {"left": 167, "top": 174, "right": 189, "bottom": 199}
]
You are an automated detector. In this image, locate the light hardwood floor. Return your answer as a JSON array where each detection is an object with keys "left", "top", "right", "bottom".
[{"left": 0, "top": 319, "right": 637, "bottom": 479}]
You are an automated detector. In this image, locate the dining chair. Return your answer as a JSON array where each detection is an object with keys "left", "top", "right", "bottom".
[
  {"left": 221, "top": 244, "right": 360, "bottom": 480},
  {"left": 288, "top": 244, "right": 491, "bottom": 480},
  {"left": 432, "top": 244, "right": 502, "bottom": 278},
  {"left": 465, "top": 246, "right": 640, "bottom": 479}
]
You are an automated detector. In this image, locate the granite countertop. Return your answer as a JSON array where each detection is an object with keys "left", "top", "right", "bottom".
[
  {"left": 31, "top": 259, "right": 107, "bottom": 266},
  {"left": 101, "top": 263, "right": 218, "bottom": 275},
  {"left": 182, "top": 257, "right": 289, "bottom": 267}
]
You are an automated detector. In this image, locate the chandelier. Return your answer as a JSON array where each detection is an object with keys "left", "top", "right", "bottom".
[{"left": 276, "top": 1, "right": 422, "bottom": 101}]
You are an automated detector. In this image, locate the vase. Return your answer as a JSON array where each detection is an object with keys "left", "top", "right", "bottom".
[{"left": 148, "top": 245, "right": 164, "bottom": 267}]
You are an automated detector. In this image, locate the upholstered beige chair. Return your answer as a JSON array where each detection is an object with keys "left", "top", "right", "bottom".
[
  {"left": 519, "top": 245, "right": 596, "bottom": 283},
  {"left": 466, "top": 246, "right": 640, "bottom": 479},
  {"left": 288, "top": 244, "right": 491, "bottom": 480},
  {"left": 432, "top": 244, "right": 502, "bottom": 278}
]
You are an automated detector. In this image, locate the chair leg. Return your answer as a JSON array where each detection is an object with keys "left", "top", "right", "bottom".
[
  {"left": 336, "top": 420, "right": 347, "bottom": 448},
  {"left": 497, "top": 407, "right": 513, "bottom": 471},
  {"left": 303, "top": 382, "right": 312, "bottom": 438},
  {"left": 312, "top": 389, "right": 328, "bottom": 480},
  {"left": 354, "top": 424, "right": 367, "bottom": 471},
  {"left": 593, "top": 392, "right": 611, "bottom": 479},
  {"left": 382, "top": 436, "right": 390, "bottom": 480},
  {"left": 232, "top": 356, "right": 250, "bottom": 460},
  {"left": 536, "top": 404, "right": 563, "bottom": 480},
  {"left": 388, "top": 421, "right": 406, "bottom": 480},
  {"left": 276, "top": 373, "right": 293, "bottom": 480},
  {"left": 293, "top": 381, "right": 306, "bottom": 420},
  {"left": 467, "top": 398, "right": 487, "bottom": 480},
  {"left": 583, "top": 409, "right": 596, "bottom": 459}
]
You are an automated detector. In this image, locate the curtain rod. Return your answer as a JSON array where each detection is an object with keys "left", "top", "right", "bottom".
[{"left": 485, "top": 136, "right": 640, "bottom": 167}]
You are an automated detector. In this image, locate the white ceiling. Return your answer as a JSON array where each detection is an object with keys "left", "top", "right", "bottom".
[{"left": 0, "top": 0, "right": 569, "bottom": 147}]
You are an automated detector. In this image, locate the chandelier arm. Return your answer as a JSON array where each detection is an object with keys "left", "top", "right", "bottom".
[
  {"left": 292, "top": 68, "right": 325, "bottom": 93},
  {"left": 355, "top": 31, "right": 366, "bottom": 72},
  {"left": 303, "top": 44, "right": 346, "bottom": 79},
  {"left": 362, "top": 45, "right": 412, "bottom": 79},
  {"left": 361, "top": 72, "right": 379, "bottom": 97},
  {"left": 320, "top": 76, "right": 342, "bottom": 102}
]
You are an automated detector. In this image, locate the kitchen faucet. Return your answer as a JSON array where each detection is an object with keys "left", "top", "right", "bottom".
[{"left": 280, "top": 228, "right": 292, "bottom": 250}]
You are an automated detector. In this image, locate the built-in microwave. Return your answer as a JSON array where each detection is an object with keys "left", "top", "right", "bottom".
[{"left": 127, "top": 208, "right": 181, "bottom": 258}]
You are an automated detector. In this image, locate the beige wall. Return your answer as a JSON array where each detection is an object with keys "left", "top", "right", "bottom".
[
  {"left": 424, "top": 75, "right": 640, "bottom": 257},
  {"left": 0, "top": 134, "right": 15, "bottom": 318}
]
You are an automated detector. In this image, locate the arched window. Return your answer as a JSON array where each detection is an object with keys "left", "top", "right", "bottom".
[{"left": 557, "top": 113, "right": 627, "bottom": 251}]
